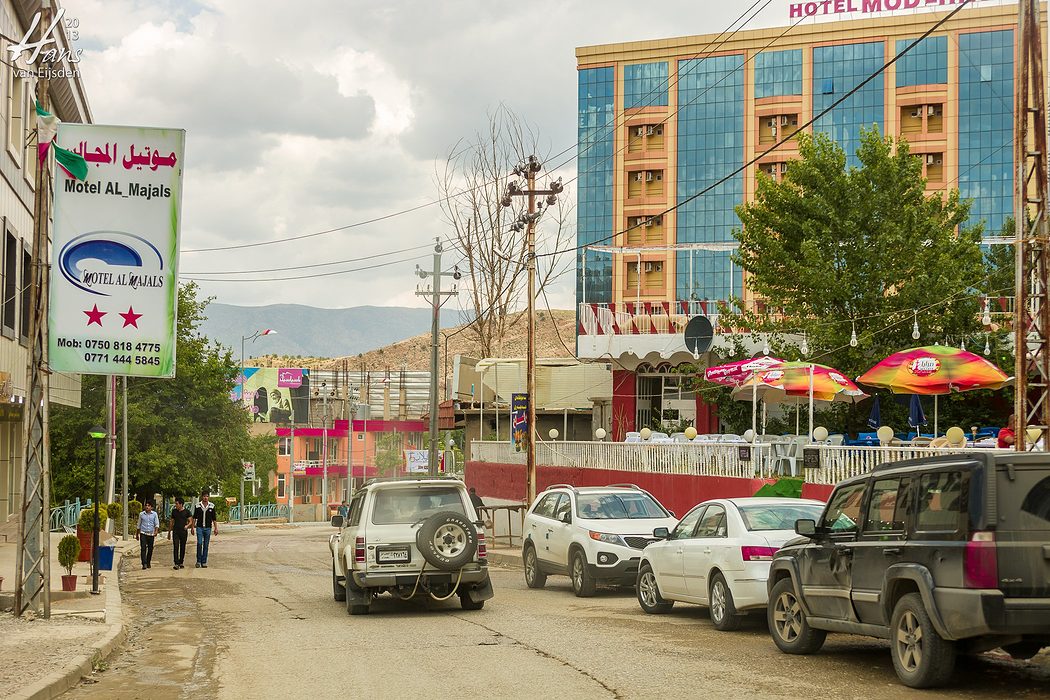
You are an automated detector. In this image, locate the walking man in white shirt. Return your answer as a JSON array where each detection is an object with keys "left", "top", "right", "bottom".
[
  {"left": 138, "top": 500, "right": 161, "bottom": 569},
  {"left": 193, "top": 490, "right": 218, "bottom": 568}
]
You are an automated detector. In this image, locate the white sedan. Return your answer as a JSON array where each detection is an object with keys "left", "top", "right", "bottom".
[{"left": 636, "top": 497, "right": 826, "bottom": 630}]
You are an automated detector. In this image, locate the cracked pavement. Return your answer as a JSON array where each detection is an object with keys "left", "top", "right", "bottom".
[{"left": 61, "top": 526, "right": 1050, "bottom": 699}]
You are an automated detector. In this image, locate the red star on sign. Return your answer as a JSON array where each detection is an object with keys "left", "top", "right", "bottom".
[
  {"left": 83, "top": 304, "right": 106, "bottom": 326},
  {"left": 119, "top": 306, "right": 142, "bottom": 328}
]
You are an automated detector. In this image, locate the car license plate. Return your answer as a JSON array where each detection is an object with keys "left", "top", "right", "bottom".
[{"left": 377, "top": 547, "right": 410, "bottom": 564}]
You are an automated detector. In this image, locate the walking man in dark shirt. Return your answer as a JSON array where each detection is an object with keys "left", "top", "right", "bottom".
[
  {"left": 193, "top": 490, "right": 218, "bottom": 568},
  {"left": 168, "top": 497, "right": 192, "bottom": 569}
]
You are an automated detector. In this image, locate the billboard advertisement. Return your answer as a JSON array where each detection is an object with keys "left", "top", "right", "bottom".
[
  {"left": 49, "top": 123, "right": 185, "bottom": 377},
  {"left": 511, "top": 392, "right": 529, "bottom": 453},
  {"left": 234, "top": 367, "right": 311, "bottom": 424}
]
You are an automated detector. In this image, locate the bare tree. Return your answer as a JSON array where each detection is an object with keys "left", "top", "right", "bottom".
[{"left": 437, "top": 106, "right": 573, "bottom": 358}]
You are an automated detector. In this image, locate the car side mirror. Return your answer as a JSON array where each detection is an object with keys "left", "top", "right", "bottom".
[
  {"left": 795, "top": 518, "right": 816, "bottom": 537},
  {"left": 559, "top": 512, "right": 572, "bottom": 524},
  {"left": 653, "top": 527, "right": 670, "bottom": 539},
  {"left": 330, "top": 515, "right": 344, "bottom": 528}
]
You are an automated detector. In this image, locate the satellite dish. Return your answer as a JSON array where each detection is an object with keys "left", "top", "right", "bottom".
[{"left": 684, "top": 315, "right": 715, "bottom": 355}]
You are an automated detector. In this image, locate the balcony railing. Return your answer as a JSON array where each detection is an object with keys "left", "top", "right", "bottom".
[
  {"left": 578, "top": 301, "right": 722, "bottom": 336},
  {"left": 470, "top": 440, "right": 1012, "bottom": 485}
]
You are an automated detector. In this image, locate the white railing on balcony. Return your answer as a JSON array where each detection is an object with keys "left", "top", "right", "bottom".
[
  {"left": 577, "top": 301, "right": 722, "bottom": 336},
  {"left": 471, "top": 441, "right": 1012, "bottom": 485}
]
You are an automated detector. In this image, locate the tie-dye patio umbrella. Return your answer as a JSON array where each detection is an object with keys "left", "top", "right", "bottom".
[
  {"left": 732, "top": 362, "right": 868, "bottom": 438},
  {"left": 857, "top": 346, "right": 1010, "bottom": 436}
]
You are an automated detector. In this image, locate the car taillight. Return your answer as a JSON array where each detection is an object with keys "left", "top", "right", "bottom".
[
  {"left": 964, "top": 531, "right": 998, "bottom": 589},
  {"left": 741, "top": 546, "right": 777, "bottom": 562},
  {"left": 354, "top": 536, "right": 366, "bottom": 564},
  {"left": 477, "top": 532, "right": 487, "bottom": 561}
]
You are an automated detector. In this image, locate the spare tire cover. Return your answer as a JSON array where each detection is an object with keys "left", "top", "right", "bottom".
[{"left": 416, "top": 510, "right": 478, "bottom": 571}]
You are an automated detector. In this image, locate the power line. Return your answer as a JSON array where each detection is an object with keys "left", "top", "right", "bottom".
[
  {"left": 181, "top": 253, "right": 427, "bottom": 283},
  {"left": 180, "top": 242, "right": 434, "bottom": 276}
]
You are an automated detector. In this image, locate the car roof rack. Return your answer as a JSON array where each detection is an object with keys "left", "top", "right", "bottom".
[
  {"left": 363, "top": 475, "right": 461, "bottom": 486},
  {"left": 606, "top": 483, "right": 641, "bottom": 490},
  {"left": 544, "top": 483, "right": 575, "bottom": 491}
]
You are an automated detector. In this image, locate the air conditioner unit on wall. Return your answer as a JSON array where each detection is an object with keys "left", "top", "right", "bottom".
[
  {"left": 644, "top": 262, "right": 654, "bottom": 272},
  {"left": 910, "top": 109, "right": 921, "bottom": 118},
  {"left": 635, "top": 126, "right": 645, "bottom": 137},
  {"left": 781, "top": 115, "right": 790, "bottom": 126},
  {"left": 646, "top": 126, "right": 655, "bottom": 136},
  {"left": 767, "top": 118, "right": 776, "bottom": 128},
  {"left": 928, "top": 105, "right": 937, "bottom": 116},
  {"left": 635, "top": 172, "right": 644, "bottom": 182},
  {"left": 646, "top": 171, "right": 654, "bottom": 181}
]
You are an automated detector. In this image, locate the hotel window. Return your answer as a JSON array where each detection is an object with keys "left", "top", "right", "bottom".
[
  {"left": 2, "top": 227, "right": 17, "bottom": 335},
  {"left": 626, "top": 215, "right": 664, "bottom": 245},
  {"left": 758, "top": 162, "right": 788, "bottom": 183},
  {"left": 923, "top": 153, "right": 944, "bottom": 183},
  {"left": 759, "top": 114, "right": 799, "bottom": 145},
  {"left": 626, "top": 260, "right": 664, "bottom": 296},
  {"left": 278, "top": 437, "right": 291, "bottom": 456},
  {"left": 277, "top": 475, "right": 286, "bottom": 499},
  {"left": 623, "top": 62, "right": 669, "bottom": 109}
]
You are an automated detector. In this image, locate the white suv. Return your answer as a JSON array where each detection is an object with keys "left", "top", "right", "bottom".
[
  {"left": 330, "top": 477, "right": 493, "bottom": 614},
  {"left": 522, "top": 484, "right": 678, "bottom": 597}
]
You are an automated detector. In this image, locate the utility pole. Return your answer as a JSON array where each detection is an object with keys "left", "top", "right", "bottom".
[
  {"left": 1014, "top": 0, "right": 1049, "bottom": 451},
  {"left": 415, "top": 239, "right": 460, "bottom": 475},
  {"left": 503, "top": 157, "right": 563, "bottom": 504},
  {"left": 122, "top": 377, "right": 128, "bottom": 540},
  {"left": 15, "top": 2, "right": 53, "bottom": 618},
  {"left": 321, "top": 380, "right": 329, "bottom": 513}
]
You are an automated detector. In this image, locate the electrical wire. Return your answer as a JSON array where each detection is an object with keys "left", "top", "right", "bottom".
[
  {"left": 181, "top": 253, "right": 428, "bottom": 283},
  {"left": 180, "top": 243, "right": 435, "bottom": 276}
]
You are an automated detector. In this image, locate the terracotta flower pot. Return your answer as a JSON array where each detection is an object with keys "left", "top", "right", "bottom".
[
  {"left": 61, "top": 574, "right": 77, "bottom": 592},
  {"left": 76, "top": 527, "right": 92, "bottom": 562}
]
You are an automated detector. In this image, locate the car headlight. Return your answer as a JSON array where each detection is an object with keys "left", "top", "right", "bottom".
[{"left": 588, "top": 531, "right": 627, "bottom": 546}]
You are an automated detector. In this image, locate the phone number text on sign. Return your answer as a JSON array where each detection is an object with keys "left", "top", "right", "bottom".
[{"left": 56, "top": 337, "right": 162, "bottom": 369}]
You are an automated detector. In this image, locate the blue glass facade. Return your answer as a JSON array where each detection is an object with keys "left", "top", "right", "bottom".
[
  {"left": 958, "top": 30, "right": 1014, "bottom": 235},
  {"left": 624, "top": 62, "right": 669, "bottom": 109},
  {"left": 813, "top": 42, "right": 884, "bottom": 167},
  {"left": 577, "top": 67, "right": 615, "bottom": 305},
  {"left": 754, "top": 49, "right": 802, "bottom": 99},
  {"left": 896, "top": 36, "right": 948, "bottom": 87},
  {"left": 676, "top": 55, "right": 744, "bottom": 302}
]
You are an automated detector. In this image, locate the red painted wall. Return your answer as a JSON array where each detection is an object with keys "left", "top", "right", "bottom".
[
  {"left": 802, "top": 483, "right": 835, "bottom": 502},
  {"left": 611, "top": 370, "right": 636, "bottom": 441},
  {"left": 695, "top": 393, "right": 719, "bottom": 434},
  {"left": 466, "top": 461, "right": 831, "bottom": 517}
]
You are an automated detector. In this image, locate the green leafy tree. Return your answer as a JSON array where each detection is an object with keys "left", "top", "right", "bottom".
[
  {"left": 51, "top": 283, "right": 266, "bottom": 502},
  {"left": 721, "top": 128, "right": 994, "bottom": 434}
]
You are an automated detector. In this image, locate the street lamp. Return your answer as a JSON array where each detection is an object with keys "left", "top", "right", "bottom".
[{"left": 88, "top": 425, "right": 106, "bottom": 595}]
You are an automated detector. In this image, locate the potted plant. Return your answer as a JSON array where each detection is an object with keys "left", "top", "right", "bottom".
[
  {"left": 58, "top": 534, "right": 81, "bottom": 591},
  {"left": 76, "top": 505, "right": 104, "bottom": 561}
]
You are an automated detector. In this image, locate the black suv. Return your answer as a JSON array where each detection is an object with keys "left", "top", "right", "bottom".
[{"left": 766, "top": 452, "right": 1050, "bottom": 688}]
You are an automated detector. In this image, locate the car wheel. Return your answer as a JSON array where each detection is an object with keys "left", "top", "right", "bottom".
[
  {"left": 416, "top": 511, "right": 478, "bottom": 571},
  {"left": 523, "top": 545, "right": 547, "bottom": 589},
  {"left": 890, "top": 593, "right": 956, "bottom": 688},
  {"left": 636, "top": 563, "right": 673, "bottom": 614},
  {"left": 460, "top": 594, "right": 485, "bottom": 611},
  {"left": 332, "top": 562, "right": 346, "bottom": 602},
  {"left": 709, "top": 572, "right": 741, "bottom": 631},
  {"left": 570, "top": 549, "right": 596, "bottom": 597},
  {"left": 768, "top": 578, "right": 826, "bottom": 654}
]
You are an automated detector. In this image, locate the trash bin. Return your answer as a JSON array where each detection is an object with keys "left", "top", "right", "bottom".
[{"left": 98, "top": 545, "right": 115, "bottom": 571}]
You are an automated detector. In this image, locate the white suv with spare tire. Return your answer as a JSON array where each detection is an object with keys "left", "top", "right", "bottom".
[
  {"left": 522, "top": 484, "right": 678, "bottom": 596},
  {"left": 330, "top": 477, "right": 493, "bottom": 614}
]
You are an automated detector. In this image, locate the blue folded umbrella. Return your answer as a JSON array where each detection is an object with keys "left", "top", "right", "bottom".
[
  {"left": 909, "top": 394, "right": 928, "bottom": 430},
  {"left": 867, "top": 395, "right": 881, "bottom": 429}
]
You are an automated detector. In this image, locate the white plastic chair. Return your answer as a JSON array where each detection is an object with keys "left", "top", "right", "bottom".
[
  {"left": 773, "top": 436, "right": 807, "bottom": 476},
  {"left": 828, "top": 434, "right": 845, "bottom": 446}
]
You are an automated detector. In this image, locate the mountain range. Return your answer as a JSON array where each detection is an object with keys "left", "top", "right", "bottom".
[{"left": 199, "top": 303, "right": 461, "bottom": 360}]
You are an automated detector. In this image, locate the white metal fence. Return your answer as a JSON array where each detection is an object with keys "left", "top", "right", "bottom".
[{"left": 470, "top": 441, "right": 1012, "bottom": 485}]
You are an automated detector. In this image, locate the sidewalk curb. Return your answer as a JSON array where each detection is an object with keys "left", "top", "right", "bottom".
[
  {"left": 12, "top": 545, "right": 132, "bottom": 700},
  {"left": 487, "top": 549, "right": 522, "bottom": 569}
]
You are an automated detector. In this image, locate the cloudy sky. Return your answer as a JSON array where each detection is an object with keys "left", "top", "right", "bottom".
[{"left": 68, "top": 0, "right": 1007, "bottom": 313}]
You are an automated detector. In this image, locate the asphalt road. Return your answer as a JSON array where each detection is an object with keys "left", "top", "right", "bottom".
[{"left": 64, "top": 527, "right": 1050, "bottom": 699}]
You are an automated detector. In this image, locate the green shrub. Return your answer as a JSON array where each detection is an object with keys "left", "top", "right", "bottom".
[
  {"left": 128, "top": 500, "right": 142, "bottom": 519},
  {"left": 57, "top": 534, "right": 80, "bottom": 575},
  {"left": 106, "top": 502, "right": 123, "bottom": 521},
  {"left": 77, "top": 505, "right": 105, "bottom": 531}
]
